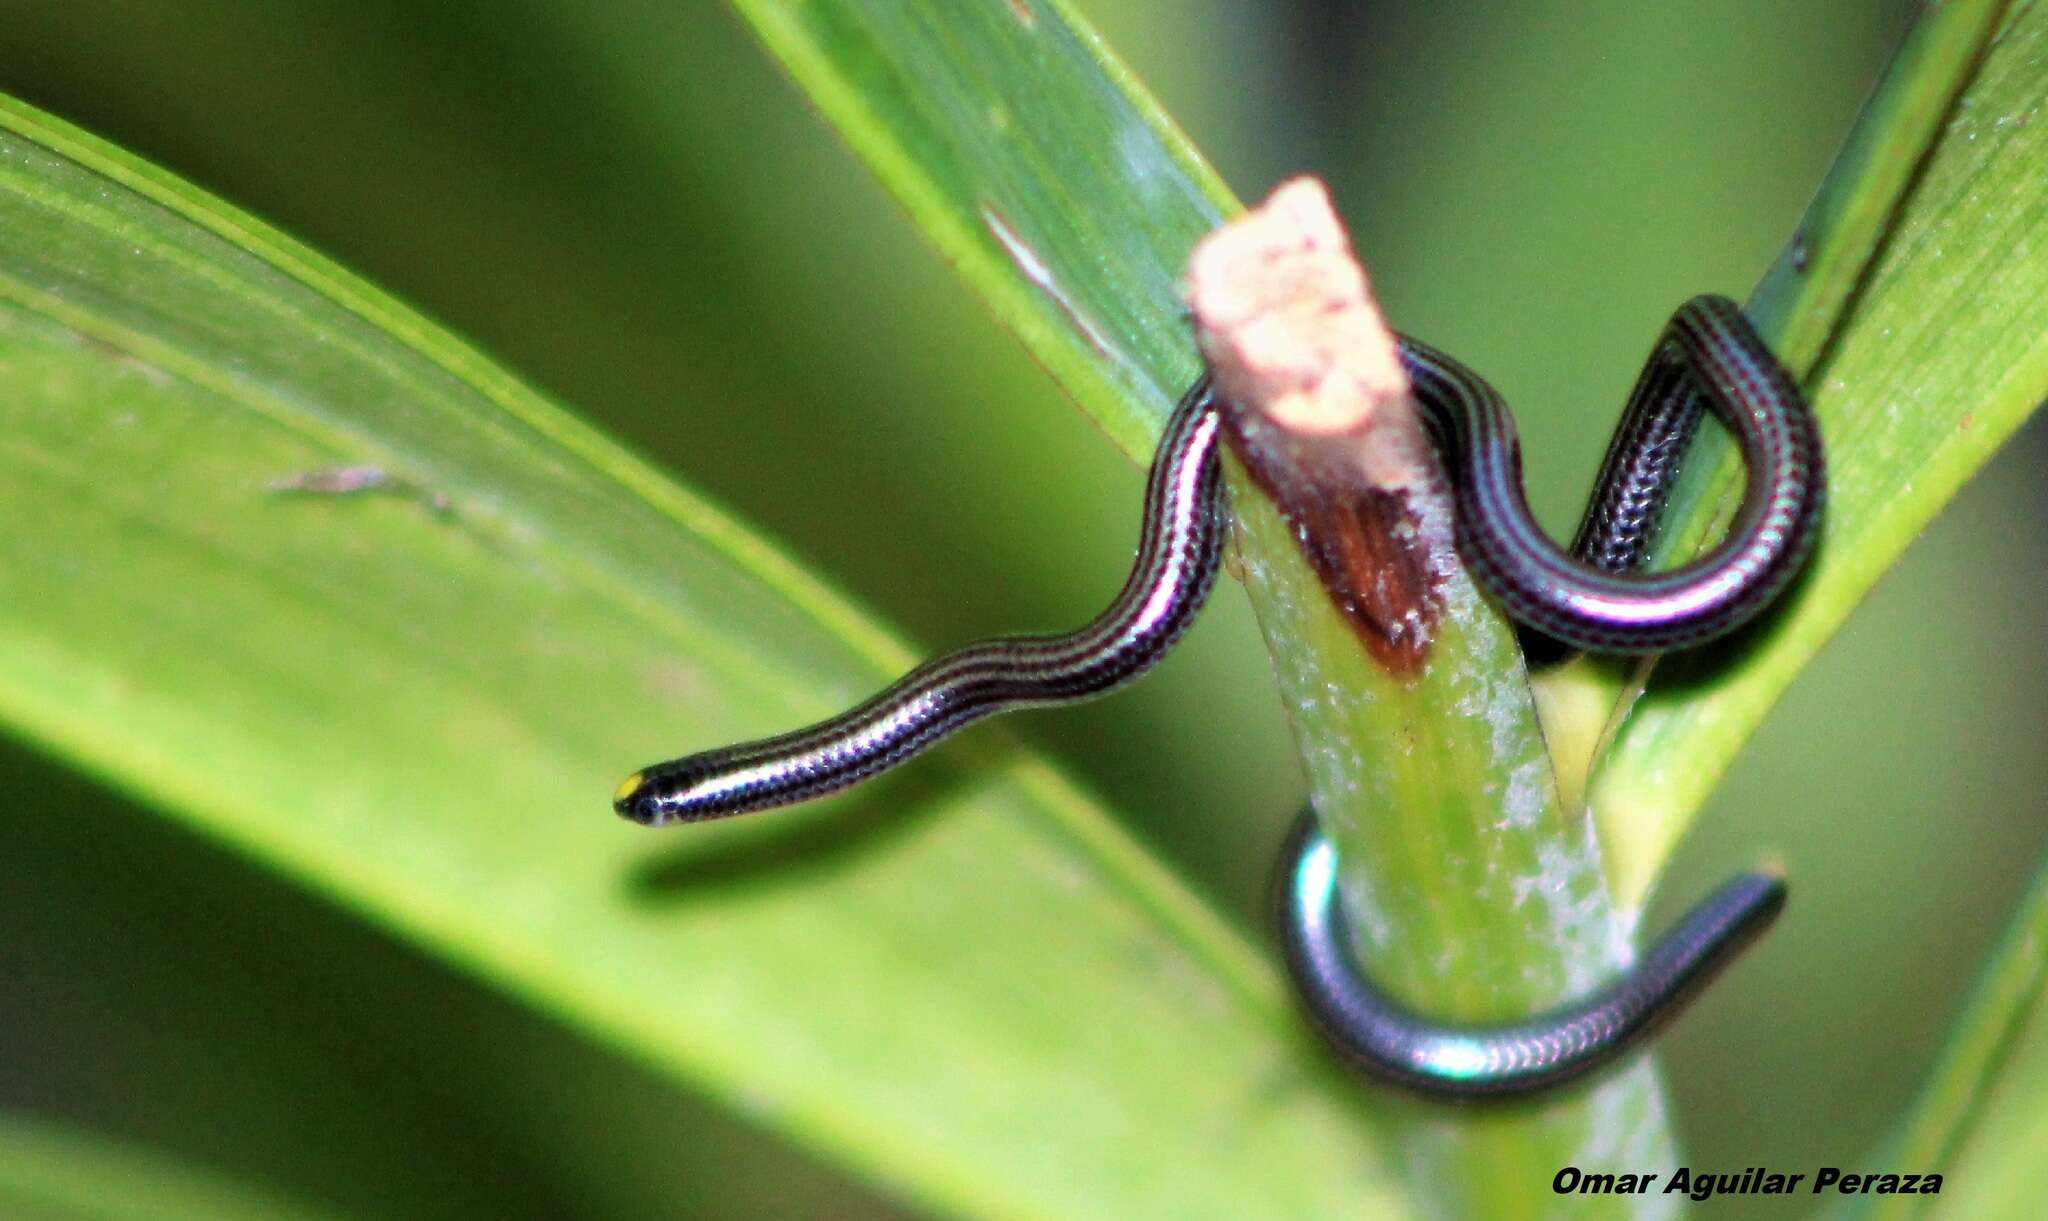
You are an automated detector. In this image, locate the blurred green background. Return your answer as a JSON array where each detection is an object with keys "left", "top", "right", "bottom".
[{"left": 1, "top": 2, "right": 2042, "bottom": 1216}]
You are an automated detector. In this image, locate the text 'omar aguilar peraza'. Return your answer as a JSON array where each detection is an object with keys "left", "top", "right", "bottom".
[{"left": 1554, "top": 1166, "right": 1939, "bottom": 1202}]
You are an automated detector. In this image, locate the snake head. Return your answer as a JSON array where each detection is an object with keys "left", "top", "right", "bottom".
[{"left": 613, "top": 756, "right": 751, "bottom": 825}]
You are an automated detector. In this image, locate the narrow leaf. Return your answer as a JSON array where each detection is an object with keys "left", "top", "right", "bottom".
[
  {"left": 1844, "top": 860, "right": 2048, "bottom": 1219},
  {"left": 728, "top": 0, "right": 1239, "bottom": 456},
  {"left": 1580, "top": 0, "right": 2045, "bottom": 902}
]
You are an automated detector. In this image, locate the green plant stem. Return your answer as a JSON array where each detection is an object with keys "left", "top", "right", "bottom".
[{"left": 1230, "top": 463, "right": 1677, "bottom": 1217}]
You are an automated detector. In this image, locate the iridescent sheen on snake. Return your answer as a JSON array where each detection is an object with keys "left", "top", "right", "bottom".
[
  {"left": 615, "top": 294, "right": 1823, "bottom": 1099},
  {"left": 1278, "top": 812, "right": 1785, "bottom": 1097}
]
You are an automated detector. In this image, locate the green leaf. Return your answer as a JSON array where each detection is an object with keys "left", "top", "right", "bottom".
[
  {"left": 0, "top": 1115, "right": 339, "bottom": 1221},
  {"left": 1843, "top": 859, "right": 2048, "bottom": 1220},
  {"left": 0, "top": 95, "right": 1398, "bottom": 1218},
  {"left": 728, "top": 0, "right": 1238, "bottom": 458},
  {"left": 1899, "top": 980, "right": 2048, "bottom": 1218},
  {"left": 1576, "top": 0, "right": 2048, "bottom": 905}
]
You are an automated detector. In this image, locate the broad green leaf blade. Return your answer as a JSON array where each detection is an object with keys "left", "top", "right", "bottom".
[
  {"left": 0, "top": 98, "right": 1398, "bottom": 1218},
  {"left": 729, "top": 0, "right": 1239, "bottom": 459},
  {"left": 0, "top": 1115, "right": 340, "bottom": 1221},
  {"left": 1584, "top": 0, "right": 2048, "bottom": 902}
]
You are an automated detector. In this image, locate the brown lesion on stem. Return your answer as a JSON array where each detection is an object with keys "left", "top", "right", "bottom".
[{"left": 1185, "top": 177, "right": 1454, "bottom": 678}]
